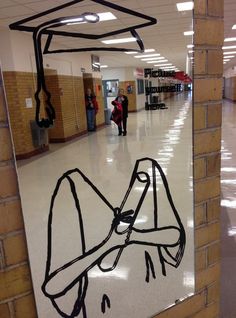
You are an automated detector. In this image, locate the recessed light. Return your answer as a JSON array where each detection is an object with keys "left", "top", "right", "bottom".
[
  {"left": 224, "top": 37, "right": 236, "bottom": 42},
  {"left": 97, "top": 12, "right": 117, "bottom": 21},
  {"left": 154, "top": 63, "right": 172, "bottom": 67},
  {"left": 134, "top": 53, "right": 160, "bottom": 58},
  {"left": 141, "top": 57, "right": 166, "bottom": 61},
  {"left": 188, "top": 50, "right": 194, "bottom": 54},
  {"left": 62, "top": 12, "right": 117, "bottom": 24},
  {"left": 147, "top": 60, "right": 168, "bottom": 64},
  {"left": 223, "top": 45, "right": 236, "bottom": 50},
  {"left": 187, "top": 44, "right": 194, "bottom": 48},
  {"left": 161, "top": 67, "right": 176, "bottom": 69},
  {"left": 177, "top": 2, "right": 194, "bottom": 11},
  {"left": 224, "top": 51, "right": 236, "bottom": 55},
  {"left": 144, "top": 49, "right": 155, "bottom": 52},
  {"left": 232, "top": 25, "right": 236, "bottom": 30},
  {"left": 184, "top": 31, "right": 194, "bottom": 36},
  {"left": 102, "top": 37, "right": 136, "bottom": 44},
  {"left": 125, "top": 51, "right": 138, "bottom": 54},
  {"left": 100, "top": 65, "right": 108, "bottom": 68}
]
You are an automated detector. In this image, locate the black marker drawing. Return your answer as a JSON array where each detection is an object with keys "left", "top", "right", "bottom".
[
  {"left": 42, "top": 157, "right": 186, "bottom": 318},
  {"left": 145, "top": 251, "right": 156, "bottom": 283},
  {"left": 101, "top": 294, "right": 111, "bottom": 314},
  {"left": 9, "top": 0, "right": 157, "bottom": 127}
]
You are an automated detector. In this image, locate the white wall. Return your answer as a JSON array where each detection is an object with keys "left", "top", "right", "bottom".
[
  {"left": 0, "top": 28, "right": 101, "bottom": 78},
  {"left": 0, "top": 30, "right": 15, "bottom": 71},
  {"left": 224, "top": 65, "right": 236, "bottom": 78}
]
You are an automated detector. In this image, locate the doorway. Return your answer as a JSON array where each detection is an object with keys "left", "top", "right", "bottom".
[{"left": 102, "top": 79, "right": 119, "bottom": 109}]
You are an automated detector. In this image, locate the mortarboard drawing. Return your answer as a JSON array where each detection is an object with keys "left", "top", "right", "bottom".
[{"left": 9, "top": 0, "right": 157, "bottom": 128}]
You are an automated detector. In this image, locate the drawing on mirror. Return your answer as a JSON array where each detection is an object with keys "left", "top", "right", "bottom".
[{"left": 42, "top": 157, "right": 186, "bottom": 318}]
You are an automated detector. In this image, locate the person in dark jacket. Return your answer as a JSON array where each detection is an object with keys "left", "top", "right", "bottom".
[
  {"left": 85, "top": 88, "right": 99, "bottom": 131},
  {"left": 115, "top": 89, "right": 128, "bottom": 136}
]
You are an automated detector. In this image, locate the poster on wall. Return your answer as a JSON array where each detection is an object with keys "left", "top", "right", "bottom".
[{"left": 9, "top": 0, "right": 195, "bottom": 317}]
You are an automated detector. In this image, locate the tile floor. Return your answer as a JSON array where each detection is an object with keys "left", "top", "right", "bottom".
[
  {"left": 17, "top": 93, "right": 194, "bottom": 318},
  {"left": 220, "top": 99, "right": 236, "bottom": 318}
]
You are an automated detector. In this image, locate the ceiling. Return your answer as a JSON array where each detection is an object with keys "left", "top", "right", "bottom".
[
  {"left": 1, "top": 0, "right": 193, "bottom": 71},
  {"left": 224, "top": 0, "right": 236, "bottom": 70}
]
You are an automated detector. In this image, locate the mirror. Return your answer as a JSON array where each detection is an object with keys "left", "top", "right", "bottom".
[{"left": 1, "top": 0, "right": 194, "bottom": 317}]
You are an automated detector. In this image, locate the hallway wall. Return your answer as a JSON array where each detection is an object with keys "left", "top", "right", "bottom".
[{"left": 0, "top": 30, "right": 105, "bottom": 155}]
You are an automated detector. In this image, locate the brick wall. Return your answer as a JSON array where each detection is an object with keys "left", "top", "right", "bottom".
[
  {"left": 3, "top": 71, "right": 49, "bottom": 159},
  {"left": 83, "top": 75, "right": 105, "bottom": 128},
  {"left": 0, "top": 69, "right": 37, "bottom": 317},
  {"left": 4, "top": 71, "right": 103, "bottom": 147}
]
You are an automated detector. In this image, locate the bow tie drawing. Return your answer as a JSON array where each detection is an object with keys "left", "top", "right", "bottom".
[{"left": 42, "top": 157, "right": 186, "bottom": 318}]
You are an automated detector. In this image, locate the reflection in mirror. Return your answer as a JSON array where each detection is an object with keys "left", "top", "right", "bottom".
[{"left": 2, "top": 0, "right": 194, "bottom": 317}]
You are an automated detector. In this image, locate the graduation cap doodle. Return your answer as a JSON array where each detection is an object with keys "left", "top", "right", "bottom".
[{"left": 9, "top": 0, "right": 157, "bottom": 128}]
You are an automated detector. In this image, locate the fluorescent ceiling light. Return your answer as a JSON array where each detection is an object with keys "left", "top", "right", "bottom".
[
  {"left": 177, "top": 2, "right": 194, "bottom": 11},
  {"left": 224, "top": 55, "right": 235, "bottom": 58},
  {"left": 100, "top": 65, "right": 108, "bottom": 68},
  {"left": 162, "top": 66, "right": 175, "bottom": 70},
  {"left": 224, "top": 59, "right": 230, "bottom": 62},
  {"left": 62, "top": 12, "right": 116, "bottom": 24},
  {"left": 224, "top": 51, "right": 236, "bottom": 55},
  {"left": 144, "top": 49, "right": 155, "bottom": 52},
  {"left": 147, "top": 60, "right": 168, "bottom": 64},
  {"left": 97, "top": 12, "right": 117, "bottom": 21},
  {"left": 223, "top": 45, "right": 236, "bottom": 50},
  {"left": 190, "top": 57, "right": 194, "bottom": 59},
  {"left": 184, "top": 31, "right": 194, "bottom": 36},
  {"left": 225, "top": 37, "right": 236, "bottom": 42},
  {"left": 154, "top": 63, "right": 172, "bottom": 67},
  {"left": 125, "top": 51, "right": 138, "bottom": 54},
  {"left": 141, "top": 57, "right": 165, "bottom": 61},
  {"left": 102, "top": 37, "right": 136, "bottom": 44},
  {"left": 134, "top": 53, "right": 160, "bottom": 58},
  {"left": 232, "top": 24, "right": 236, "bottom": 30},
  {"left": 187, "top": 44, "right": 194, "bottom": 48},
  {"left": 188, "top": 50, "right": 194, "bottom": 54}
]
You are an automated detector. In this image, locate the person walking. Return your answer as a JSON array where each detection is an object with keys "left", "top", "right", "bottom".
[
  {"left": 115, "top": 88, "right": 128, "bottom": 136},
  {"left": 85, "top": 88, "right": 99, "bottom": 131}
]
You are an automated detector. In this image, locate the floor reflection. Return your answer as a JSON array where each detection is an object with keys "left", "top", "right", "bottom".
[{"left": 220, "top": 99, "right": 236, "bottom": 318}]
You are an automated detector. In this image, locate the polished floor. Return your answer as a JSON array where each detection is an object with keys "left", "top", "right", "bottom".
[
  {"left": 17, "top": 93, "right": 194, "bottom": 318},
  {"left": 220, "top": 100, "right": 236, "bottom": 318}
]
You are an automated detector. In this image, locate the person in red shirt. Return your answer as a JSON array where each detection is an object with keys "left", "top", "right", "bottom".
[{"left": 85, "top": 88, "right": 99, "bottom": 131}]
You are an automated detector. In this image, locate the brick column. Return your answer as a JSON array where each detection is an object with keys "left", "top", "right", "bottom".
[
  {"left": 193, "top": 0, "right": 223, "bottom": 316},
  {"left": 0, "top": 68, "right": 37, "bottom": 317}
]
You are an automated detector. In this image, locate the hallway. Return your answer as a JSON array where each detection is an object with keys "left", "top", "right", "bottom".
[
  {"left": 220, "top": 100, "right": 236, "bottom": 318},
  {"left": 17, "top": 93, "right": 194, "bottom": 318}
]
